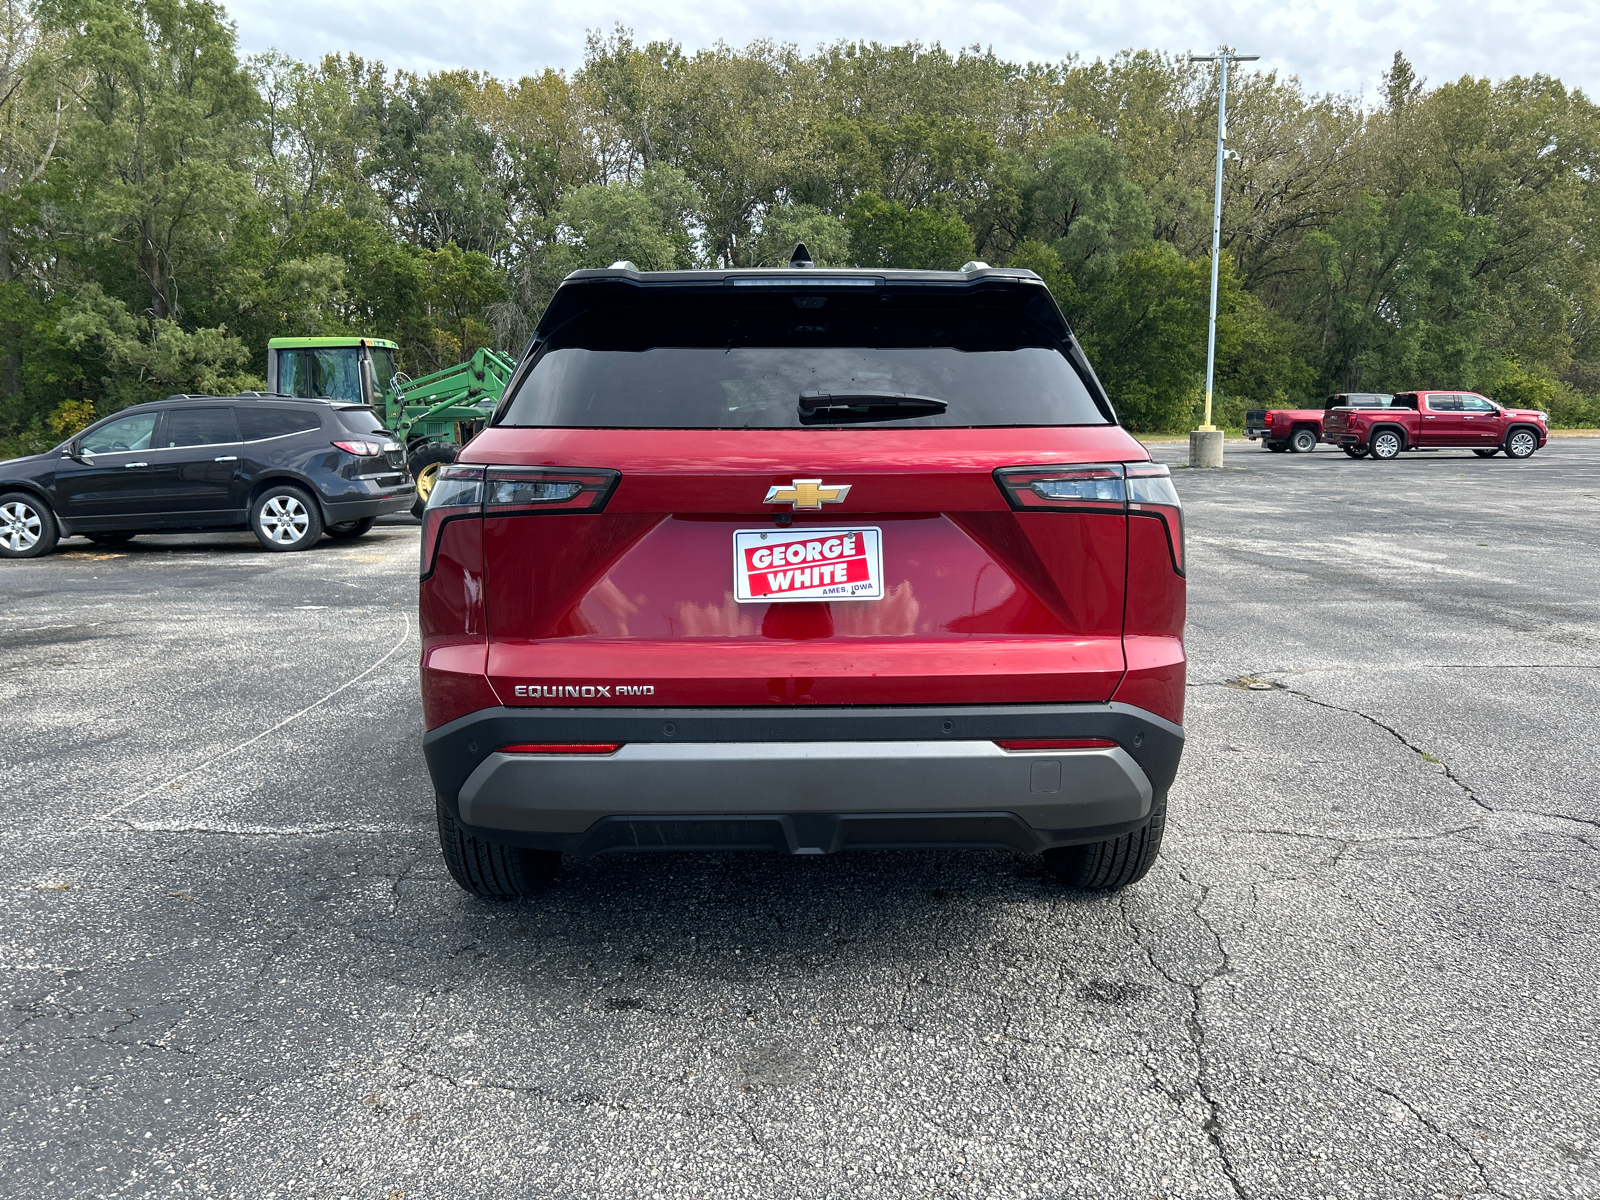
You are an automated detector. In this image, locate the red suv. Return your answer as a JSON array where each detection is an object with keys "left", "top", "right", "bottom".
[{"left": 418, "top": 263, "right": 1186, "bottom": 898}]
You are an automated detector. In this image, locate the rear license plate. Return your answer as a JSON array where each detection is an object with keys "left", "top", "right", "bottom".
[{"left": 733, "top": 527, "right": 884, "bottom": 603}]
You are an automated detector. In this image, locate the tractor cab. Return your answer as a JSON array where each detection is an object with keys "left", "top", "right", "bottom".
[
  {"left": 265, "top": 335, "right": 517, "bottom": 517},
  {"left": 266, "top": 337, "right": 400, "bottom": 409}
]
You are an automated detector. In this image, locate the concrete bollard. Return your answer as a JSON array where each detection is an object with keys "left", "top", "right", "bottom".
[{"left": 1189, "top": 429, "right": 1224, "bottom": 468}]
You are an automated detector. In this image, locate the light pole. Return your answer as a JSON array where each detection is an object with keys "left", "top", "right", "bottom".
[{"left": 1188, "top": 46, "right": 1257, "bottom": 466}]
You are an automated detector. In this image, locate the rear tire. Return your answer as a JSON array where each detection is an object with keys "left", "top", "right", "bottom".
[
  {"left": 250, "top": 484, "right": 323, "bottom": 551},
  {"left": 409, "top": 441, "right": 459, "bottom": 519},
  {"left": 87, "top": 531, "right": 136, "bottom": 544},
  {"left": 1290, "top": 427, "right": 1318, "bottom": 453},
  {"left": 1342, "top": 445, "right": 1366, "bottom": 458},
  {"left": 1265, "top": 441, "right": 1289, "bottom": 453},
  {"left": 325, "top": 517, "right": 376, "bottom": 540},
  {"left": 1504, "top": 427, "right": 1538, "bottom": 459},
  {"left": 0, "top": 492, "right": 58, "bottom": 559},
  {"left": 1369, "top": 429, "right": 1403, "bottom": 459},
  {"left": 1473, "top": 448, "right": 1499, "bottom": 457},
  {"left": 1042, "top": 796, "right": 1166, "bottom": 891},
  {"left": 437, "top": 795, "right": 561, "bottom": 899}
]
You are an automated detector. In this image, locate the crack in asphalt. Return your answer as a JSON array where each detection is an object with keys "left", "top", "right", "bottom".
[
  {"left": 1118, "top": 890, "right": 1249, "bottom": 1199},
  {"left": 1234, "top": 677, "right": 1495, "bottom": 812},
  {"left": 1235, "top": 676, "right": 1600, "bottom": 844},
  {"left": 1233, "top": 823, "right": 1489, "bottom": 872},
  {"left": 1272, "top": 1048, "right": 1514, "bottom": 1199}
]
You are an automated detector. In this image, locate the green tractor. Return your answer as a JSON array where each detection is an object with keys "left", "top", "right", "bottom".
[{"left": 265, "top": 336, "right": 517, "bottom": 517}]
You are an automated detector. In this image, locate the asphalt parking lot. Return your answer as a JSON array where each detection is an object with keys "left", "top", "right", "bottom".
[{"left": 3, "top": 438, "right": 1598, "bottom": 1199}]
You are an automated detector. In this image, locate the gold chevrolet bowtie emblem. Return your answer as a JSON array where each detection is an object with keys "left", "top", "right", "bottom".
[{"left": 763, "top": 478, "right": 852, "bottom": 510}]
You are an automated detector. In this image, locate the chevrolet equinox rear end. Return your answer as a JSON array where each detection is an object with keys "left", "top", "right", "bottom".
[{"left": 419, "top": 262, "right": 1186, "bottom": 898}]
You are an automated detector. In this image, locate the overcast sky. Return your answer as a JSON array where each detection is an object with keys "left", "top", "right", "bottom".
[{"left": 226, "top": 0, "right": 1600, "bottom": 100}]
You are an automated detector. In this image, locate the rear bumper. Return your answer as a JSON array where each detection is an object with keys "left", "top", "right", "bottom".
[
  {"left": 321, "top": 478, "right": 416, "bottom": 522},
  {"left": 424, "top": 702, "right": 1184, "bottom": 856}
]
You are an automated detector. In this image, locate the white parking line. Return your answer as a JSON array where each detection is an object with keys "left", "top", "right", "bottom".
[{"left": 80, "top": 613, "right": 412, "bottom": 831}]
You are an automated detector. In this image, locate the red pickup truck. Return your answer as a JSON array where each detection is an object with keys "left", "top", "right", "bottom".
[
  {"left": 1322, "top": 391, "right": 1549, "bottom": 460},
  {"left": 1246, "top": 394, "right": 1394, "bottom": 453}
]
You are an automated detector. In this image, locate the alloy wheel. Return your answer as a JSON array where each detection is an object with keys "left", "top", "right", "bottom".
[
  {"left": 258, "top": 494, "right": 310, "bottom": 545},
  {"left": 1, "top": 500, "right": 41, "bottom": 552},
  {"left": 1508, "top": 430, "right": 1537, "bottom": 458},
  {"left": 1372, "top": 431, "right": 1401, "bottom": 459}
]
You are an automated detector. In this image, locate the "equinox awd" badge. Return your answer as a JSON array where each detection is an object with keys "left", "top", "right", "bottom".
[{"left": 763, "top": 479, "right": 851, "bottom": 510}]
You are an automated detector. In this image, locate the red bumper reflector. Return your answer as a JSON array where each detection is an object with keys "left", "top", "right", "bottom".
[
  {"left": 995, "top": 738, "right": 1117, "bottom": 751},
  {"left": 499, "top": 743, "right": 623, "bottom": 755}
]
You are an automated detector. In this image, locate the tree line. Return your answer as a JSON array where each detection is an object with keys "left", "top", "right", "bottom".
[{"left": 4, "top": 0, "right": 1599, "bottom": 454}]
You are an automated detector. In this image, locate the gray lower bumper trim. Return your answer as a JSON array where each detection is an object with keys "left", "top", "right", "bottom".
[
  {"left": 458, "top": 740, "right": 1153, "bottom": 837},
  {"left": 322, "top": 492, "right": 414, "bottom": 521}
]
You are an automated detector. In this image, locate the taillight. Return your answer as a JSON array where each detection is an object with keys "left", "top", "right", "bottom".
[
  {"left": 420, "top": 464, "right": 484, "bottom": 578},
  {"left": 995, "top": 738, "right": 1117, "bottom": 751},
  {"left": 485, "top": 466, "right": 619, "bottom": 514},
  {"left": 1126, "top": 462, "right": 1184, "bottom": 575},
  {"left": 993, "top": 461, "right": 1184, "bottom": 576},
  {"left": 499, "top": 743, "right": 622, "bottom": 755},
  {"left": 332, "top": 440, "right": 384, "bottom": 457},
  {"left": 993, "top": 463, "right": 1125, "bottom": 513}
]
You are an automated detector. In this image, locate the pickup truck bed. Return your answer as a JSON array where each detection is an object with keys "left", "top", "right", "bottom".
[{"left": 1246, "top": 394, "right": 1394, "bottom": 454}]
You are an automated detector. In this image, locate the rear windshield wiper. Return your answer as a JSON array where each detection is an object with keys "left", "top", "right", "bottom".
[{"left": 798, "top": 391, "right": 948, "bottom": 425}]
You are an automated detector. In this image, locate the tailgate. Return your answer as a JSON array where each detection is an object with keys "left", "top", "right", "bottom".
[{"left": 478, "top": 428, "right": 1136, "bottom": 707}]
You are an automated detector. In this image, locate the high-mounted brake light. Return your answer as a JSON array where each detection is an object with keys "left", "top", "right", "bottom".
[
  {"left": 332, "top": 440, "right": 384, "bottom": 457},
  {"left": 485, "top": 466, "right": 620, "bottom": 514},
  {"left": 728, "top": 276, "right": 881, "bottom": 288},
  {"left": 499, "top": 743, "right": 622, "bottom": 755},
  {"left": 995, "top": 739, "right": 1117, "bottom": 751},
  {"left": 993, "top": 461, "right": 1184, "bottom": 575}
]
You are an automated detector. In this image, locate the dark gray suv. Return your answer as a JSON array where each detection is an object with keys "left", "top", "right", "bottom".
[{"left": 0, "top": 394, "right": 414, "bottom": 558}]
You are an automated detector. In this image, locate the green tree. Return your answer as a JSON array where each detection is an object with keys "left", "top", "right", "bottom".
[
  {"left": 557, "top": 166, "right": 702, "bottom": 270},
  {"left": 45, "top": 0, "right": 259, "bottom": 321},
  {"left": 1072, "top": 243, "right": 1207, "bottom": 430},
  {"left": 368, "top": 70, "right": 508, "bottom": 255},
  {"left": 1, "top": 0, "right": 78, "bottom": 413},
  {"left": 846, "top": 192, "right": 973, "bottom": 269},
  {"left": 1295, "top": 190, "right": 1491, "bottom": 392},
  {"left": 57, "top": 283, "right": 258, "bottom": 408},
  {"left": 752, "top": 204, "right": 850, "bottom": 267},
  {"left": 1013, "top": 133, "right": 1152, "bottom": 269}
]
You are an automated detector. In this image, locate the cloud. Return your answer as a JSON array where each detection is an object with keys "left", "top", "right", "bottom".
[{"left": 227, "top": 0, "right": 1600, "bottom": 99}]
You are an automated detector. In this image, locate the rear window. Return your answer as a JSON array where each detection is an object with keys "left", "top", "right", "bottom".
[
  {"left": 237, "top": 406, "right": 324, "bottom": 441},
  {"left": 498, "top": 288, "right": 1109, "bottom": 430},
  {"left": 333, "top": 406, "right": 387, "bottom": 435}
]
